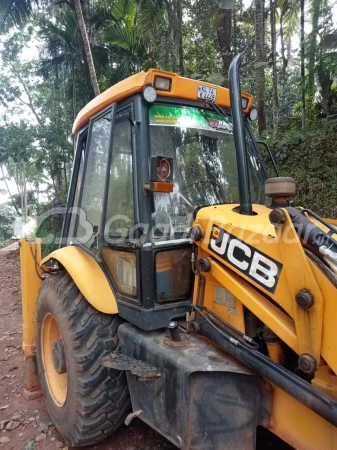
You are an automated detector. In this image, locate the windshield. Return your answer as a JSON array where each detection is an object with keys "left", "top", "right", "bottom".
[{"left": 149, "top": 104, "right": 266, "bottom": 240}]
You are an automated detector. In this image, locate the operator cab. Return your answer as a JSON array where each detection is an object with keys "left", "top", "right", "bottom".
[{"left": 61, "top": 68, "right": 268, "bottom": 330}]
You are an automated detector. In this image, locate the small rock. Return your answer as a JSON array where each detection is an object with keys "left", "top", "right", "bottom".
[
  {"left": 51, "top": 437, "right": 55, "bottom": 441},
  {"left": 35, "top": 433, "right": 47, "bottom": 442},
  {"left": 14, "top": 394, "right": 21, "bottom": 398},
  {"left": 55, "top": 441, "right": 64, "bottom": 448},
  {"left": 28, "top": 417, "right": 35, "bottom": 422},
  {"left": 6, "top": 420, "right": 20, "bottom": 431},
  {"left": 38, "top": 424, "right": 46, "bottom": 433},
  {"left": 0, "top": 437, "right": 10, "bottom": 444},
  {"left": 0, "top": 421, "right": 9, "bottom": 430},
  {"left": 11, "top": 415, "right": 21, "bottom": 420},
  {"left": 19, "top": 433, "right": 23, "bottom": 437},
  {"left": 0, "top": 405, "right": 9, "bottom": 410},
  {"left": 33, "top": 410, "right": 39, "bottom": 414},
  {"left": 36, "top": 416, "right": 40, "bottom": 421}
]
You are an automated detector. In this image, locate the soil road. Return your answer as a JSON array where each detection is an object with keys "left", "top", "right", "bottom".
[
  {"left": 0, "top": 245, "right": 290, "bottom": 450},
  {"left": 0, "top": 245, "right": 176, "bottom": 450}
]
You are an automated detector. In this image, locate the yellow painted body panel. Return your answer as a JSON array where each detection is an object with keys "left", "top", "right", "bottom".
[
  {"left": 72, "top": 69, "right": 253, "bottom": 134},
  {"left": 192, "top": 203, "right": 337, "bottom": 449},
  {"left": 271, "top": 385, "right": 337, "bottom": 450},
  {"left": 20, "top": 239, "right": 43, "bottom": 357},
  {"left": 194, "top": 203, "right": 337, "bottom": 373},
  {"left": 40, "top": 246, "right": 118, "bottom": 315}
]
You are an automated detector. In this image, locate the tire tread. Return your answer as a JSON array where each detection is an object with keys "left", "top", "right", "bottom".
[{"left": 36, "top": 272, "right": 130, "bottom": 447}]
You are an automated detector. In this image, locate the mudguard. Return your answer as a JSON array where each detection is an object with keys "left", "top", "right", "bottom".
[{"left": 40, "top": 246, "right": 118, "bottom": 315}]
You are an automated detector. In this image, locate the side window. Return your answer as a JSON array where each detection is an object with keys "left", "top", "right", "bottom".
[
  {"left": 76, "top": 111, "right": 113, "bottom": 247},
  {"left": 105, "top": 117, "right": 134, "bottom": 240},
  {"left": 68, "top": 141, "right": 86, "bottom": 242}
]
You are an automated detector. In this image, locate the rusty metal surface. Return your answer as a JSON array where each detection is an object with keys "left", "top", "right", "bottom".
[
  {"left": 22, "top": 356, "right": 43, "bottom": 400},
  {"left": 102, "top": 353, "right": 160, "bottom": 378}
]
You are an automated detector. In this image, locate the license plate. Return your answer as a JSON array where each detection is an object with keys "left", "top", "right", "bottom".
[{"left": 197, "top": 85, "right": 217, "bottom": 102}]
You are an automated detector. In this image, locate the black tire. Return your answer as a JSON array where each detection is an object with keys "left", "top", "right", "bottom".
[{"left": 36, "top": 271, "right": 130, "bottom": 447}]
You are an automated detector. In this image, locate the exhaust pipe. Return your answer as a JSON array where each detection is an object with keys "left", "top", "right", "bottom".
[{"left": 228, "top": 54, "right": 253, "bottom": 216}]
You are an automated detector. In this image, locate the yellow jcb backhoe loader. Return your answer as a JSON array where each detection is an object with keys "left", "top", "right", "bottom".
[{"left": 20, "top": 54, "right": 337, "bottom": 450}]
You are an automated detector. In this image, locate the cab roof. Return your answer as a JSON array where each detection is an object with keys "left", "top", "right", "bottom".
[{"left": 72, "top": 68, "right": 254, "bottom": 134}]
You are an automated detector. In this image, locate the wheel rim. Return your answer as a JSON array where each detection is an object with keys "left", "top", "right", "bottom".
[{"left": 41, "top": 313, "right": 68, "bottom": 407}]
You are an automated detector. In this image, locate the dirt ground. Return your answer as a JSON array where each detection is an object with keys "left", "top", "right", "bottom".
[{"left": 0, "top": 245, "right": 176, "bottom": 450}]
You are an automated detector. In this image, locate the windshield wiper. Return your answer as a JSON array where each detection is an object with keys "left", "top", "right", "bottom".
[{"left": 210, "top": 102, "right": 231, "bottom": 120}]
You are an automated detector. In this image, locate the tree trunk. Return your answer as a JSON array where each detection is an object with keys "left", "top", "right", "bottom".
[
  {"left": 73, "top": 0, "right": 100, "bottom": 97},
  {"left": 176, "top": 0, "right": 184, "bottom": 75},
  {"left": 301, "top": 0, "right": 305, "bottom": 129},
  {"left": 308, "top": 0, "right": 320, "bottom": 98},
  {"left": 317, "top": 62, "right": 333, "bottom": 117},
  {"left": 237, "top": 0, "right": 244, "bottom": 19},
  {"left": 216, "top": 6, "right": 234, "bottom": 87},
  {"left": 270, "top": 0, "right": 278, "bottom": 134},
  {"left": 279, "top": 8, "right": 287, "bottom": 116},
  {"left": 254, "top": 0, "right": 266, "bottom": 134},
  {"left": 23, "top": 174, "right": 28, "bottom": 221},
  {"left": 19, "top": 170, "right": 25, "bottom": 222},
  {"left": 0, "top": 165, "right": 20, "bottom": 215}
]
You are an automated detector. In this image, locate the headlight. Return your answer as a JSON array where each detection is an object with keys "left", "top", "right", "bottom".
[
  {"left": 154, "top": 76, "right": 172, "bottom": 91},
  {"left": 249, "top": 106, "right": 258, "bottom": 121},
  {"left": 242, "top": 97, "right": 249, "bottom": 110},
  {"left": 143, "top": 84, "right": 157, "bottom": 103}
]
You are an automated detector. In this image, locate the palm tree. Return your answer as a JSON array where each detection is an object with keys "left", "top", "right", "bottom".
[
  {"left": 0, "top": 0, "right": 100, "bottom": 97},
  {"left": 255, "top": 0, "right": 266, "bottom": 134},
  {"left": 301, "top": 0, "right": 305, "bottom": 128},
  {"left": 73, "top": 0, "right": 100, "bottom": 96},
  {"left": 0, "top": 0, "right": 35, "bottom": 31},
  {"left": 307, "top": 0, "right": 328, "bottom": 98},
  {"left": 215, "top": 4, "right": 234, "bottom": 87},
  {"left": 270, "top": 0, "right": 278, "bottom": 134},
  {"left": 278, "top": 0, "right": 300, "bottom": 114},
  {"left": 96, "top": 0, "right": 175, "bottom": 81}
]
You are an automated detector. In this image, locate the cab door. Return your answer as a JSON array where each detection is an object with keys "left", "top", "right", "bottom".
[
  {"left": 100, "top": 106, "right": 140, "bottom": 305},
  {"left": 63, "top": 104, "right": 116, "bottom": 254}
]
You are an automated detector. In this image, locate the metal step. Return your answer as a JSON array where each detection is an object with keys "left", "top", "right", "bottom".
[{"left": 102, "top": 352, "right": 160, "bottom": 378}]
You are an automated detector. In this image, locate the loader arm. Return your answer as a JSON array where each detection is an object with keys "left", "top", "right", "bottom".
[{"left": 189, "top": 202, "right": 337, "bottom": 448}]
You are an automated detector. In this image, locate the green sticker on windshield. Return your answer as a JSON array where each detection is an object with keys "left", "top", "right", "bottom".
[{"left": 149, "top": 105, "right": 233, "bottom": 134}]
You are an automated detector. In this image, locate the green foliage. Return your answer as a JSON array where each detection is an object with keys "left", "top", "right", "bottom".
[
  {"left": 269, "top": 119, "right": 337, "bottom": 218},
  {"left": 35, "top": 203, "right": 63, "bottom": 257},
  {"left": 0, "top": 204, "right": 16, "bottom": 244},
  {"left": 1, "top": 0, "right": 337, "bottom": 231},
  {"left": 24, "top": 440, "right": 37, "bottom": 450}
]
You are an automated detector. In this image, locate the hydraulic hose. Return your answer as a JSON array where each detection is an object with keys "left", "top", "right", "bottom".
[{"left": 193, "top": 306, "right": 337, "bottom": 428}]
